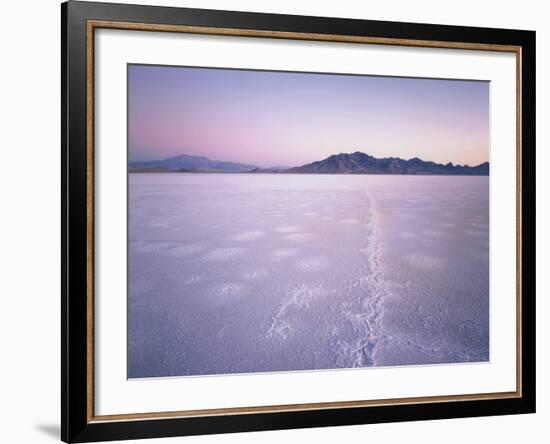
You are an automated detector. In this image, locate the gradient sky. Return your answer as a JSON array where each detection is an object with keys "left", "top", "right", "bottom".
[{"left": 128, "top": 64, "right": 489, "bottom": 167}]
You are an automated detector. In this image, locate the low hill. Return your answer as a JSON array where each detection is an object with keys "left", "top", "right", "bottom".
[{"left": 130, "top": 154, "right": 256, "bottom": 173}]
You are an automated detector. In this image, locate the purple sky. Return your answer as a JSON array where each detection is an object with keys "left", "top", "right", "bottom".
[{"left": 128, "top": 64, "right": 489, "bottom": 168}]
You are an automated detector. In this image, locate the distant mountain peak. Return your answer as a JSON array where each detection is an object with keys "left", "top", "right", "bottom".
[
  {"left": 129, "top": 153, "right": 256, "bottom": 173},
  {"left": 285, "top": 152, "right": 489, "bottom": 175}
]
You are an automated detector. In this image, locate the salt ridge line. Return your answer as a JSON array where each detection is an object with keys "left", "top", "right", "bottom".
[
  {"left": 335, "top": 191, "right": 389, "bottom": 368},
  {"left": 265, "top": 284, "right": 326, "bottom": 341},
  {"left": 335, "top": 193, "right": 478, "bottom": 368},
  {"left": 355, "top": 195, "right": 484, "bottom": 365}
]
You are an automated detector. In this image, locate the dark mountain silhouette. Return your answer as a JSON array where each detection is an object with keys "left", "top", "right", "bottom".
[
  {"left": 129, "top": 152, "right": 489, "bottom": 175},
  {"left": 284, "top": 152, "right": 489, "bottom": 175},
  {"left": 129, "top": 154, "right": 256, "bottom": 173}
]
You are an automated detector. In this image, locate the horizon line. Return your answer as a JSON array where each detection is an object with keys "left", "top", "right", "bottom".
[{"left": 129, "top": 150, "right": 490, "bottom": 169}]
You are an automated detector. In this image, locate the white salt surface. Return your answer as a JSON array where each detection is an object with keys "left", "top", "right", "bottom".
[{"left": 128, "top": 174, "right": 489, "bottom": 378}]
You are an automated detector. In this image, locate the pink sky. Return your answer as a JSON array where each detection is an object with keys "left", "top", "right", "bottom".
[{"left": 129, "top": 65, "right": 489, "bottom": 168}]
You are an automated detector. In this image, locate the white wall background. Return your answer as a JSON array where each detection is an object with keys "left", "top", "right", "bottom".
[{"left": 0, "top": 0, "right": 546, "bottom": 443}]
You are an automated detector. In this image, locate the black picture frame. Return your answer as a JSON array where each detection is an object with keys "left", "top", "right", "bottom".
[{"left": 62, "top": 1, "right": 536, "bottom": 442}]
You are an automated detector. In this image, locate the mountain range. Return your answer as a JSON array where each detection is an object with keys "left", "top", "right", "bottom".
[
  {"left": 130, "top": 152, "right": 489, "bottom": 176},
  {"left": 129, "top": 154, "right": 256, "bottom": 173},
  {"left": 282, "top": 152, "right": 489, "bottom": 175}
]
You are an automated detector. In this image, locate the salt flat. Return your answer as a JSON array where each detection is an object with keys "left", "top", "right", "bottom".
[{"left": 128, "top": 173, "right": 489, "bottom": 378}]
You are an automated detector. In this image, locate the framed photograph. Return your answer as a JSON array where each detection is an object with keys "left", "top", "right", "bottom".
[{"left": 61, "top": 1, "right": 536, "bottom": 442}]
